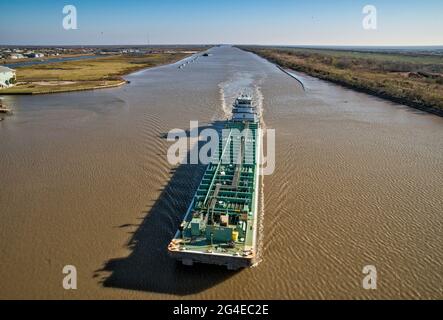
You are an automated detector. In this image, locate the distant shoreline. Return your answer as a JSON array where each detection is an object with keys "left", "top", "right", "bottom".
[
  {"left": 242, "top": 46, "right": 443, "bottom": 117},
  {"left": 0, "top": 53, "right": 96, "bottom": 67},
  {"left": 0, "top": 50, "right": 203, "bottom": 95}
]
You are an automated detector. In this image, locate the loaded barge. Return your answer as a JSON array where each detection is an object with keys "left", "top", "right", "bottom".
[{"left": 168, "top": 94, "right": 261, "bottom": 270}]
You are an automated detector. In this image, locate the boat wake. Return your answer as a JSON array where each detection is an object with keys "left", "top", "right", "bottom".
[
  {"left": 218, "top": 72, "right": 258, "bottom": 120},
  {"left": 252, "top": 85, "right": 266, "bottom": 267}
]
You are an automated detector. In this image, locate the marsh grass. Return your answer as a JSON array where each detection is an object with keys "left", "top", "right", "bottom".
[
  {"left": 245, "top": 47, "right": 443, "bottom": 114},
  {"left": 1, "top": 52, "right": 190, "bottom": 94}
]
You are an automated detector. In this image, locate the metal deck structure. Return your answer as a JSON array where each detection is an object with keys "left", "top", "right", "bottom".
[{"left": 169, "top": 94, "right": 261, "bottom": 270}]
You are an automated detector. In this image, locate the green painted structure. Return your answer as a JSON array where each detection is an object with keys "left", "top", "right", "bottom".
[{"left": 169, "top": 94, "right": 261, "bottom": 270}]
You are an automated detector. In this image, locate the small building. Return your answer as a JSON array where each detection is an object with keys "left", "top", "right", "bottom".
[
  {"left": 0, "top": 66, "right": 16, "bottom": 88},
  {"left": 9, "top": 53, "right": 25, "bottom": 59},
  {"left": 25, "top": 52, "right": 45, "bottom": 58}
]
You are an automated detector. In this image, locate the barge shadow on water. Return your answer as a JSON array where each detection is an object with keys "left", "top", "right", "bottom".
[{"left": 96, "top": 121, "right": 239, "bottom": 295}]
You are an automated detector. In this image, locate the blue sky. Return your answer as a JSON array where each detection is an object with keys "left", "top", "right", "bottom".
[{"left": 1, "top": 0, "right": 442, "bottom": 45}]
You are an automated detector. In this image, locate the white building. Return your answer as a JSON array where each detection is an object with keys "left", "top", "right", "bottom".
[
  {"left": 0, "top": 66, "right": 16, "bottom": 88},
  {"left": 9, "top": 53, "right": 25, "bottom": 59},
  {"left": 25, "top": 52, "right": 45, "bottom": 58}
]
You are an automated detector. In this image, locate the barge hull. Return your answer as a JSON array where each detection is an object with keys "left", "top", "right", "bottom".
[
  {"left": 168, "top": 250, "right": 254, "bottom": 270},
  {"left": 168, "top": 94, "right": 261, "bottom": 269}
]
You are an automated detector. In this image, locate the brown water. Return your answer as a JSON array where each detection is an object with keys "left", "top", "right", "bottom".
[{"left": 0, "top": 46, "right": 442, "bottom": 299}]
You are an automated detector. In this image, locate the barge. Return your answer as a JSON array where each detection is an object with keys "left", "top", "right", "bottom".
[{"left": 168, "top": 93, "right": 261, "bottom": 270}]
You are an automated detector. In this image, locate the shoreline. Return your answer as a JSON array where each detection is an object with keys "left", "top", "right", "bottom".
[
  {"left": 282, "top": 65, "right": 443, "bottom": 117},
  {"left": 0, "top": 53, "right": 96, "bottom": 67},
  {"left": 0, "top": 80, "right": 128, "bottom": 95},
  {"left": 0, "top": 51, "right": 200, "bottom": 96},
  {"left": 244, "top": 48, "right": 443, "bottom": 118},
  {"left": 275, "top": 65, "right": 305, "bottom": 91}
]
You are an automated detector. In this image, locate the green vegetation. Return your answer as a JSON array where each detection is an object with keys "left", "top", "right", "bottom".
[
  {"left": 243, "top": 47, "right": 443, "bottom": 115},
  {"left": 0, "top": 52, "right": 192, "bottom": 94}
]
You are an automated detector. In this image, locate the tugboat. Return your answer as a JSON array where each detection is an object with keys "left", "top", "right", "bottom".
[{"left": 168, "top": 93, "right": 261, "bottom": 270}]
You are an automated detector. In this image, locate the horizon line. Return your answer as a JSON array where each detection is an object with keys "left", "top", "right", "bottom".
[{"left": 1, "top": 43, "right": 443, "bottom": 48}]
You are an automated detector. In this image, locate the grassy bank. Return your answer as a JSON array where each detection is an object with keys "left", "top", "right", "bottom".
[
  {"left": 0, "top": 51, "right": 195, "bottom": 95},
  {"left": 243, "top": 46, "right": 443, "bottom": 116}
]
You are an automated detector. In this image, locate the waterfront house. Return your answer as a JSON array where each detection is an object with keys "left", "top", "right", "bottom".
[
  {"left": 25, "top": 52, "right": 45, "bottom": 58},
  {"left": 9, "top": 53, "right": 25, "bottom": 59},
  {"left": 0, "top": 66, "right": 16, "bottom": 88}
]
